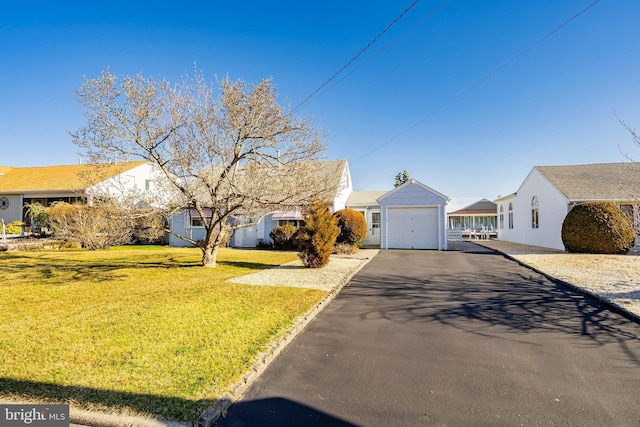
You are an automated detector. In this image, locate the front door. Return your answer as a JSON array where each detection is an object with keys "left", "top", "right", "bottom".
[{"left": 368, "top": 211, "right": 381, "bottom": 246}]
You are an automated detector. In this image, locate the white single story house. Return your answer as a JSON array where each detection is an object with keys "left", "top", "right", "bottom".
[
  {"left": 0, "top": 161, "right": 160, "bottom": 227},
  {"left": 169, "top": 160, "right": 451, "bottom": 250},
  {"left": 168, "top": 160, "right": 353, "bottom": 248},
  {"left": 496, "top": 162, "right": 640, "bottom": 250}
]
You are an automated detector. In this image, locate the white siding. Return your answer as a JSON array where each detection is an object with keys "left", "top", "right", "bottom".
[
  {"left": 378, "top": 180, "right": 448, "bottom": 250},
  {"left": 332, "top": 164, "right": 353, "bottom": 211},
  {"left": 498, "top": 168, "right": 569, "bottom": 250},
  {"left": 88, "top": 163, "right": 171, "bottom": 207},
  {"left": 353, "top": 208, "right": 381, "bottom": 246}
]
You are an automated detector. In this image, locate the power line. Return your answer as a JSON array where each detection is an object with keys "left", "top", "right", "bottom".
[
  {"left": 304, "top": 0, "right": 454, "bottom": 109},
  {"left": 292, "top": 1, "right": 420, "bottom": 113},
  {"left": 352, "top": 0, "right": 602, "bottom": 164}
]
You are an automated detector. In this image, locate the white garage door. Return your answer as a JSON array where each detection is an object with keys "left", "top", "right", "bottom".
[{"left": 387, "top": 207, "right": 439, "bottom": 249}]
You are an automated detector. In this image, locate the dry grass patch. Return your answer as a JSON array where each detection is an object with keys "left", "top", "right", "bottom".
[
  {"left": 513, "top": 253, "right": 640, "bottom": 312},
  {"left": 0, "top": 246, "right": 325, "bottom": 422}
]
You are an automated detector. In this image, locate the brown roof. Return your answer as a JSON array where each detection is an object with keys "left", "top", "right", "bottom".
[
  {"left": 536, "top": 162, "right": 640, "bottom": 201},
  {"left": 448, "top": 198, "right": 497, "bottom": 215},
  {"left": 0, "top": 161, "right": 146, "bottom": 193}
]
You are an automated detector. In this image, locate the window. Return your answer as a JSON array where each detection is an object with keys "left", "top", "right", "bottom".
[
  {"left": 508, "top": 203, "right": 514, "bottom": 229},
  {"left": 191, "top": 217, "right": 204, "bottom": 227},
  {"left": 145, "top": 179, "right": 151, "bottom": 191},
  {"left": 531, "top": 196, "right": 539, "bottom": 229},
  {"left": 499, "top": 205, "right": 504, "bottom": 229}
]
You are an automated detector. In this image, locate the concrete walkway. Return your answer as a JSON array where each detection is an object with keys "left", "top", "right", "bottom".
[{"left": 216, "top": 249, "right": 640, "bottom": 426}]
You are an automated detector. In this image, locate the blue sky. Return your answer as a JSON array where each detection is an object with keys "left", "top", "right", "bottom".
[{"left": 1, "top": 0, "right": 639, "bottom": 210}]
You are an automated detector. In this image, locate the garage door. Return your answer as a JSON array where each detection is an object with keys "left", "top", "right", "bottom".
[{"left": 387, "top": 207, "right": 439, "bottom": 249}]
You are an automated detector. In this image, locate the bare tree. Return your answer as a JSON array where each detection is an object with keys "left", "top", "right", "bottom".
[{"left": 72, "top": 68, "right": 337, "bottom": 267}]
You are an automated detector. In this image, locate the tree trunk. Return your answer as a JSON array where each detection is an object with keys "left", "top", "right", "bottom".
[{"left": 202, "top": 244, "right": 219, "bottom": 268}]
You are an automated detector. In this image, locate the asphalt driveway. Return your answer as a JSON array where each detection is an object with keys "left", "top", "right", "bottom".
[{"left": 216, "top": 246, "right": 640, "bottom": 426}]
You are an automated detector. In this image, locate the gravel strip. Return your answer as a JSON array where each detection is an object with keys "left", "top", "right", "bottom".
[
  {"left": 229, "top": 251, "right": 378, "bottom": 291},
  {"left": 476, "top": 240, "right": 640, "bottom": 318}
]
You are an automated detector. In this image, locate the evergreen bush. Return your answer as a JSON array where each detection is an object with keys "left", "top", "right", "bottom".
[
  {"left": 298, "top": 202, "right": 339, "bottom": 268},
  {"left": 334, "top": 209, "right": 367, "bottom": 246},
  {"left": 269, "top": 224, "right": 299, "bottom": 250},
  {"left": 561, "top": 202, "right": 635, "bottom": 254}
]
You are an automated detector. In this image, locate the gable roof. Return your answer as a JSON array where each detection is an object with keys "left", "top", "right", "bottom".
[
  {"left": 448, "top": 198, "right": 497, "bottom": 215},
  {"left": 377, "top": 178, "right": 450, "bottom": 203},
  {"left": 0, "top": 161, "right": 146, "bottom": 193},
  {"left": 535, "top": 162, "right": 640, "bottom": 201},
  {"left": 306, "top": 159, "right": 348, "bottom": 195}
]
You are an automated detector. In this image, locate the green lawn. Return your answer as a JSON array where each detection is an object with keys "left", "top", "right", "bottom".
[{"left": 0, "top": 246, "right": 325, "bottom": 422}]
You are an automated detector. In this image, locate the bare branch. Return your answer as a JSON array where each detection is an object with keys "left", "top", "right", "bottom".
[{"left": 72, "top": 68, "right": 332, "bottom": 266}]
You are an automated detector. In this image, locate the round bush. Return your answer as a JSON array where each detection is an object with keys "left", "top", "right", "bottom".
[
  {"left": 561, "top": 202, "right": 635, "bottom": 254},
  {"left": 333, "top": 209, "right": 367, "bottom": 246}
]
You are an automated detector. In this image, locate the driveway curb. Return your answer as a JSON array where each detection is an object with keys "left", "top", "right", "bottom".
[{"left": 474, "top": 242, "right": 640, "bottom": 326}]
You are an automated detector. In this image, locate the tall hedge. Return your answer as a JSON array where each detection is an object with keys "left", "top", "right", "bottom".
[
  {"left": 298, "top": 202, "right": 339, "bottom": 268},
  {"left": 561, "top": 202, "right": 635, "bottom": 254},
  {"left": 334, "top": 209, "right": 367, "bottom": 246}
]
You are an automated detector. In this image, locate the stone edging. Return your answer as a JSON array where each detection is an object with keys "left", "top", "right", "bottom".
[{"left": 196, "top": 252, "right": 378, "bottom": 427}]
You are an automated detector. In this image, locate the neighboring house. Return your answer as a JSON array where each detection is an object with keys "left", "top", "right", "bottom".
[
  {"left": 0, "top": 161, "right": 160, "bottom": 227},
  {"left": 496, "top": 162, "right": 640, "bottom": 250},
  {"left": 168, "top": 162, "right": 452, "bottom": 250},
  {"left": 168, "top": 160, "right": 353, "bottom": 248},
  {"left": 378, "top": 179, "right": 450, "bottom": 250},
  {"left": 447, "top": 198, "right": 498, "bottom": 239}
]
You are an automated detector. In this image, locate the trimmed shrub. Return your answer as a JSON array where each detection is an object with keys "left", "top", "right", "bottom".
[
  {"left": 269, "top": 224, "right": 298, "bottom": 250},
  {"left": 298, "top": 202, "right": 340, "bottom": 268},
  {"left": 334, "top": 208, "right": 367, "bottom": 246},
  {"left": 561, "top": 202, "right": 635, "bottom": 254}
]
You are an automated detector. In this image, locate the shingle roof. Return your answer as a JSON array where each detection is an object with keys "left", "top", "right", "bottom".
[
  {"left": 448, "top": 198, "right": 497, "bottom": 215},
  {"left": 0, "top": 161, "right": 146, "bottom": 193},
  {"left": 347, "top": 191, "right": 388, "bottom": 207},
  {"left": 536, "top": 162, "right": 640, "bottom": 201}
]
